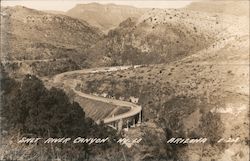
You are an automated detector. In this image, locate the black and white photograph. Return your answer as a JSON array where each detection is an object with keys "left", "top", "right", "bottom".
[{"left": 0, "top": 0, "right": 249, "bottom": 160}]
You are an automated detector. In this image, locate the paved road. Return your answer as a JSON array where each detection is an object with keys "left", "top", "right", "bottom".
[{"left": 53, "top": 65, "right": 142, "bottom": 124}]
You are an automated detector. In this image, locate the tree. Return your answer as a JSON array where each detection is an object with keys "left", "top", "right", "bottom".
[{"left": 1, "top": 74, "right": 111, "bottom": 138}]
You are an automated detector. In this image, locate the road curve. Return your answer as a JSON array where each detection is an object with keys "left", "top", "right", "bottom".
[{"left": 52, "top": 65, "right": 142, "bottom": 124}]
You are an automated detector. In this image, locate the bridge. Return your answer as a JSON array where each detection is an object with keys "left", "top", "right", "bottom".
[
  {"left": 53, "top": 65, "right": 143, "bottom": 131},
  {"left": 107, "top": 113, "right": 142, "bottom": 131}
]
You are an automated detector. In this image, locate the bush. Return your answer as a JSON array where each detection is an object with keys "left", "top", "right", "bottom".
[
  {"left": 1, "top": 73, "right": 117, "bottom": 160},
  {"left": 1, "top": 74, "right": 111, "bottom": 138}
]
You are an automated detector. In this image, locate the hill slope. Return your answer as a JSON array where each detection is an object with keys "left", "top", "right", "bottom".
[
  {"left": 186, "top": 0, "right": 249, "bottom": 17},
  {"left": 67, "top": 7, "right": 249, "bottom": 161},
  {"left": 72, "top": 33, "right": 249, "bottom": 161},
  {"left": 87, "top": 8, "right": 247, "bottom": 67},
  {"left": 1, "top": 6, "right": 103, "bottom": 76}
]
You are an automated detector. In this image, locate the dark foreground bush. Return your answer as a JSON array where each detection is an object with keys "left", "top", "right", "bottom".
[{"left": 0, "top": 72, "right": 116, "bottom": 160}]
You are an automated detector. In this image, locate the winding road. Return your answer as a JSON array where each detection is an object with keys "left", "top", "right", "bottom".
[
  {"left": 52, "top": 65, "right": 142, "bottom": 124},
  {"left": 2, "top": 58, "right": 68, "bottom": 64}
]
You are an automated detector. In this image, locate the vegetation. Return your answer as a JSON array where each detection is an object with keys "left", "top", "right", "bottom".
[
  {"left": 0, "top": 71, "right": 116, "bottom": 160},
  {"left": 73, "top": 61, "right": 248, "bottom": 160}
]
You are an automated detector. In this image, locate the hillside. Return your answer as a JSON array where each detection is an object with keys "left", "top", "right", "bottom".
[
  {"left": 66, "top": 3, "right": 146, "bottom": 33},
  {"left": 1, "top": 6, "right": 103, "bottom": 76},
  {"left": 1, "top": 2, "right": 248, "bottom": 160},
  {"left": 0, "top": 73, "right": 117, "bottom": 161},
  {"left": 65, "top": 9, "right": 249, "bottom": 160},
  {"left": 186, "top": 0, "right": 249, "bottom": 17},
  {"left": 86, "top": 7, "right": 247, "bottom": 67},
  {"left": 72, "top": 46, "right": 249, "bottom": 161}
]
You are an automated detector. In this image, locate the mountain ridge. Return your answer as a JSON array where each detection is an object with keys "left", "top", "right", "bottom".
[
  {"left": 86, "top": 7, "right": 247, "bottom": 67},
  {"left": 186, "top": 1, "right": 249, "bottom": 17},
  {"left": 66, "top": 3, "right": 147, "bottom": 33},
  {"left": 1, "top": 6, "right": 103, "bottom": 76}
]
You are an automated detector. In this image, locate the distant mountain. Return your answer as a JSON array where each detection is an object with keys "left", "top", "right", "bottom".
[
  {"left": 44, "top": 10, "right": 65, "bottom": 15},
  {"left": 66, "top": 3, "right": 147, "bottom": 33},
  {"left": 87, "top": 8, "right": 245, "bottom": 67},
  {"left": 186, "top": 0, "right": 249, "bottom": 16},
  {"left": 1, "top": 6, "right": 103, "bottom": 76}
]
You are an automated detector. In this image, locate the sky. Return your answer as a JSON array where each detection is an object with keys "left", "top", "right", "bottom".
[{"left": 1, "top": 0, "right": 193, "bottom": 11}]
